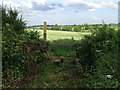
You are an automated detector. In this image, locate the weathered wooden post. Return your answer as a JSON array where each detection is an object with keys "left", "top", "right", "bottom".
[{"left": 44, "top": 21, "right": 47, "bottom": 40}]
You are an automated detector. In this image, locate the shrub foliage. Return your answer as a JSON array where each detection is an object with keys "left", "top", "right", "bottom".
[
  {"left": 76, "top": 25, "right": 119, "bottom": 87},
  {"left": 2, "top": 5, "right": 48, "bottom": 87},
  {"left": 76, "top": 25, "right": 118, "bottom": 67}
]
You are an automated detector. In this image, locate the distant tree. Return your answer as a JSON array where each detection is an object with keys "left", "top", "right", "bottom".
[
  {"left": 62, "top": 26, "right": 72, "bottom": 31},
  {"left": 51, "top": 24, "right": 61, "bottom": 30},
  {"left": 74, "top": 25, "right": 82, "bottom": 32}
]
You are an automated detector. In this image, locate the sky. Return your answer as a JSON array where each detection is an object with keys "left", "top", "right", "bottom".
[{"left": 0, "top": 0, "right": 119, "bottom": 26}]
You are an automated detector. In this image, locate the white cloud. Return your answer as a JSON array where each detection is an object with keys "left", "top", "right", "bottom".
[
  {"left": 100, "top": 2, "right": 118, "bottom": 9},
  {"left": 32, "top": 2, "right": 55, "bottom": 11},
  {"left": 1, "top": 0, "right": 20, "bottom": 8},
  {"left": 68, "top": 0, "right": 118, "bottom": 12},
  {"left": 2, "top": 0, "right": 117, "bottom": 14},
  {"left": 20, "top": 1, "right": 32, "bottom": 9},
  {"left": 18, "top": 0, "right": 46, "bottom": 5},
  {"left": 31, "top": 2, "right": 64, "bottom": 13},
  {"left": 45, "top": 7, "right": 64, "bottom": 13},
  {"left": 89, "top": 8, "right": 95, "bottom": 12},
  {"left": 33, "top": 0, "right": 47, "bottom": 5},
  {"left": 27, "top": 13, "right": 34, "bottom": 16},
  {"left": 92, "top": 16, "right": 101, "bottom": 21},
  {"left": 38, "top": 14, "right": 42, "bottom": 17}
]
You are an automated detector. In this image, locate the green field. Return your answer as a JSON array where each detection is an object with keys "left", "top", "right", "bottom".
[{"left": 27, "top": 29, "right": 91, "bottom": 41}]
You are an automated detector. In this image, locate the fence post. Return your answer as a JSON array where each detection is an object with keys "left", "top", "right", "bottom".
[{"left": 44, "top": 21, "right": 47, "bottom": 40}]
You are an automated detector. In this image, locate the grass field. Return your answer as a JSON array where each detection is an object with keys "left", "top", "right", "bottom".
[
  {"left": 26, "top": 29, "right": 89, "bottom": 57},
  {"left": 27, "top": 29, "right": 91, "bottom": 41}
]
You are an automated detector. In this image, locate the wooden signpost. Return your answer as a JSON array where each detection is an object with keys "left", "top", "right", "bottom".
[{"left": 44, "top": 21, "right": 47, "bottom": 40}]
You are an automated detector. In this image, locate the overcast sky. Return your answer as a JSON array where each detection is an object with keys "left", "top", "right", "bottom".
[{"left": 0, "top": 0, "right": 119, "bottom": 26}]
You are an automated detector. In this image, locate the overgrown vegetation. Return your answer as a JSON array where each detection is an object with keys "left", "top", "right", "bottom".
[
  {"left": 76, "top": 25, "right": 119, "bottom": 87},
  {"left": 2, "top": 5, "right": 48, "bottom": 88}
]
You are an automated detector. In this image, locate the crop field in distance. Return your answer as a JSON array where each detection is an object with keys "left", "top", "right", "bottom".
[{"left": 26, "top": 29, "right": 91, "bottom": 41}]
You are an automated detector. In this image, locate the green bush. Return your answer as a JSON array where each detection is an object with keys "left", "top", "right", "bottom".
[
  {"left": 2, "top": 6, "right": 26, "bottom": 33},
  {"left": 74, "top": 25, "right": 82, "bottom": 32},
  {"left": 3, "top": 30, "right": 48, "bottom": 87},
  {"left": 76, "top": 25, "right": 119, "bottom": 88},
  {"left": 2, "top": 5, "right": 48, "bottom": 87},
  {"left": 51, "top": 24, "right": 61, "bottom": 30},
  {"left": 61, "top": 26, "right": 72, "bottom": 31},
  {"left": 76, "top": 25, "right": 118, "bottom": 68}
]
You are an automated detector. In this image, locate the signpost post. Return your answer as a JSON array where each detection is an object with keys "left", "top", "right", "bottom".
[{"left": 44, "top": 21, "right": 47, "bottom": 40}]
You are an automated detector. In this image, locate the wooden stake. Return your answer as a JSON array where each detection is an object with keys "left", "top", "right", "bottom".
[{"left": 44, "top": 21, "right": 47, "bottom": 40}]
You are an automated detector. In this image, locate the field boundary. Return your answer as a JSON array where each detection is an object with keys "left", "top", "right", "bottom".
[{"left": 49, "top": 44, "right": 82, "bottom": 48}]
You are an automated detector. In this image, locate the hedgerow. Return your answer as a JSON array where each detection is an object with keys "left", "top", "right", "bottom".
[
  {"left": 76, "top": 25, "right": 119, "bottom": 87},
  {"left": 2, "top": 5, "right": 48, "bottom": 88}
]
